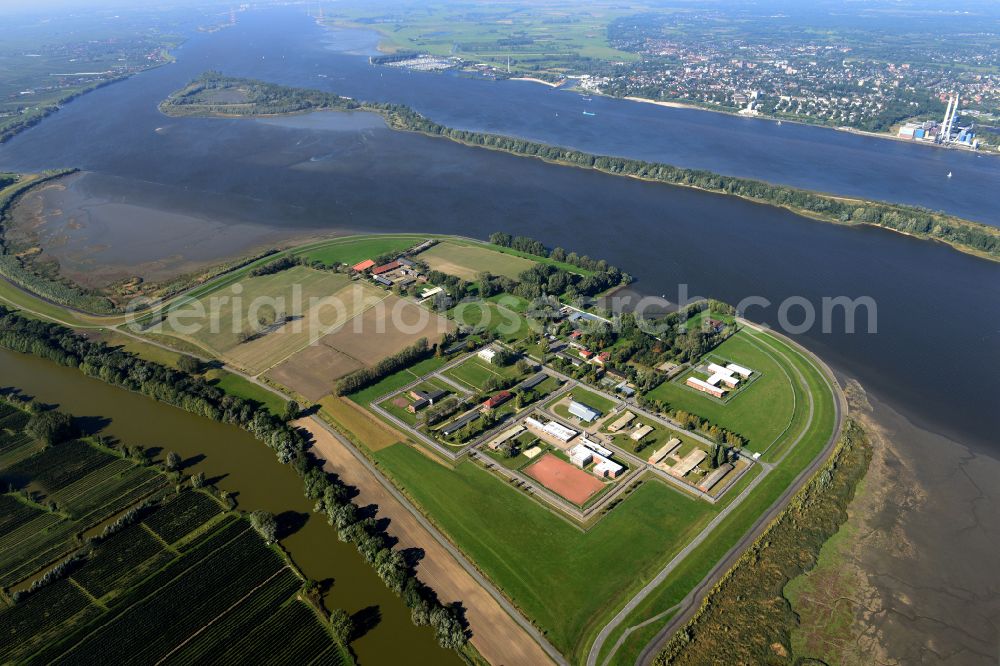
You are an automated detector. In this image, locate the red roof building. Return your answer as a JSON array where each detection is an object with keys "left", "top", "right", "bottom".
[
  {"left": 579, "top": 349, "right": 594, "bottom": 360},
  {"left": 482, "top": 391, "right": 512, "bottom": 410},
  {"left": 372, "top": 260, "right": 402, "bottom": 275},
  {"left": 352, "top": 259, "right": 375, "bottom": 272}
]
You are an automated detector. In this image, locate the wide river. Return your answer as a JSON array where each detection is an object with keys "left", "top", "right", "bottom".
[{"left": 0, "top": 7, "right": 998, "bottom": 663}]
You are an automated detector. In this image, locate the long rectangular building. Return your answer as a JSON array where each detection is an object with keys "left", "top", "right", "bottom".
[
  {"left": 647, "top": 437, "right": 682, "bottom": 465},
  {"left": 698, "top": 463, "right": 734, "bottom": 492},
  {"left": 686, "top": 377, "right": 725, "bottom": 398},
  {"left": 669, "top": 448, "right": 707, "bottom": 478},
  {"left": 440, "top": 410, "right": 480, "bottom": 436}
]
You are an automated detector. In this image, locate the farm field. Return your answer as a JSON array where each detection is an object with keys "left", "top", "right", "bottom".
[
  {"left": 0, "top": 439, "right": 171, "bottom": 589},
  {"left": 268, "top": 293, "right": 452, "bottom": 400},
  {"left": 0, "top": 401, "right": 349, "bottom": 665},
  {"left": 328, "top": 1, "right": 639, "bottom": 77},
  {"left": 645, "top": 329, "right": 795, "bottom": 452},
  {"left": 373, "top": 442, "right": 713, "bottom": 660},
  {"left": 418, "top": 240, "right": 538, "bottom": 281},
  {"left": 145, "top": 266, "right": 369, "bottom": 374}
]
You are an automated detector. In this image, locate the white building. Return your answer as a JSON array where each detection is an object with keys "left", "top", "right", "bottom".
[
  {"left": 478, "top": 347, "right": 497, "bottom": 364},
  {"left": 568, "top": 401, "right": 601, "bottom": 422}
]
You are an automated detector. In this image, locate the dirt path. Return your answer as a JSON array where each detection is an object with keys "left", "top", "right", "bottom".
[{"left": 296, "top": 418, "right": 559, "bottom": 666}]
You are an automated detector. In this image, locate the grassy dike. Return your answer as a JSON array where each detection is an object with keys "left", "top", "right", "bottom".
[{"left": 651, "top": 418, "right": 871, "bottom": 665}]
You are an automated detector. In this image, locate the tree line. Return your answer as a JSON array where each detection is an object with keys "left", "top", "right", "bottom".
[
  {"left": 0, "top": 306, "right": 468, "bottom": 650},
  {"left": 372, "top": 98, "right": 999, "bottom": 260},
  {"left": 334, "top": 338, "right": 433, "bottom": 396}
]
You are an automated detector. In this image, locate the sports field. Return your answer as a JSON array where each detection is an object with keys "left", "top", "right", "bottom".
[
  {"left": 418, "top": 241, "right": 537, "bottom": 280},
  {"left": 525, "top": 454, "right": 605, "bottom": 504}
]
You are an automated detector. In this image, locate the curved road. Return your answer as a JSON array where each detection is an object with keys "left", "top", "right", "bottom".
[{"left": 586, "top": 321, "right": 846, "bottom": 666}]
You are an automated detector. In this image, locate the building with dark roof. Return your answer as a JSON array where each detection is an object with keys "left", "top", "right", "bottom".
[
  {"left": 517, "top": 372, "right": 548, "bottom": 391},
  {"left": 440, "top": 411, "right": 480, "bottom": 436},
  {"left": 372, "top": 260, "right": 402, "bottom": 275}
]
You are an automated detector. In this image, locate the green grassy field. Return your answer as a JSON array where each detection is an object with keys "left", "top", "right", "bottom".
[
  {"left": 443, "top": 355, "right": 524, "bottom": 390},
  {"left": 645, "top": 330, "right": 795, "bottom": 452},
  {"left": 373, "top": 444, "right": 713, "bottom": 659},
  {"left": 594, "top": 329, "right": 837, "bottom": 665},
  {"left": 419, "top": 241, "right": 538, "bottom": 281},
  {"left": 550, "top": 386, "right": 619, "bottom": 420},
  {"left": 204, "top": 369, "right": 286, "bottom": 415},
  {"left": 296, "top": 235, "right": 426, "bottom": 267},
  {"left": 450, "top": 300, "right": 536, "bottom": 343}
]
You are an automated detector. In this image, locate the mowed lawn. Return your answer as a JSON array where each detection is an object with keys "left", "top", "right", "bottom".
[
  {"left": 645, "top": 329, "right": 795, "bottom": 451},
  {"left": 374, "top": 443, "right": 714, "bottom": 660},
  {"left": 296, "top": 235, "right": 425, "bottom": 267},
  {"left": 449, "top": 300, "right": 535, "bottom": 343},
  {"left": 443, "top": 356, "right": 523, "bottom": 390},
  {"left": 418, "top": 241, "right": 537, "bottom": 280}
]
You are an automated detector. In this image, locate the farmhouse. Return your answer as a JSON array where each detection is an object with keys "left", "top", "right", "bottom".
[
  {"left": 698, "top": 463, "right": 735, "bottom": 492},
  {"left": 487, "top": 424, "right": 526, "bottom": 451},
  {"left": 607, "top": 411, "right": 635, "bottom": 433},
  {"left": 372, "top": 260, "right": 402, "bottom": 275},
  {"left": 669, "top": 449, "right": 708, "bottom": 478},
  {"left": 630, "top": 424, "right": 654, "bottom": 442},
  {"left": 352, "top": 259, "right": 375, "bottom": 272},
  {"left": 374, "top": 274, "right": 393, "bottom": 287},
  {"left": 516, "top": 372, "right": 548, "bottom": 392},
  {"left": 647, "top": 437, "right": 682, "bottom": 464},
  {"left": 568, "top": 401, "right": 601, "bottom": 423},
  {"left": 482, "top": 391, "right": 512, "bottom": 410},
  {"left": 478, "top": 347, "right": 498, "bottom": 364},
  {"left": 441, "top": 410, "right": 480, "bottom": 436}
]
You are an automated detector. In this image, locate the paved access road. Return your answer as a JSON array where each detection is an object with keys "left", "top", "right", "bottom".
[{"left": 586, "top": 322, "right": 846, "bottom": 666}]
